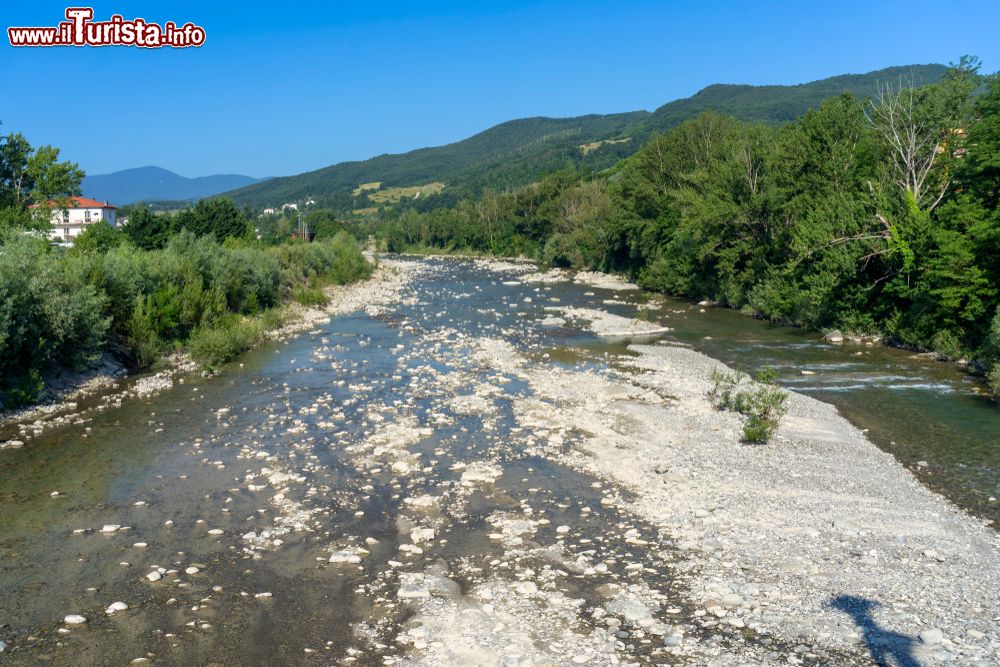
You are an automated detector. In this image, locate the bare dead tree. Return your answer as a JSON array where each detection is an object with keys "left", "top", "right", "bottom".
[
  {"left": 865, "top": 80, "right": 949, "bottom": 211},
  {"left": 741, "top": 143, "right": 762, "bottom": 196}
]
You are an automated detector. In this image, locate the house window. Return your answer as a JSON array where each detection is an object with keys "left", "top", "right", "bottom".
[
  {"left": 62, "top": 210, "right": 69, "bottom": 223},
  {"left": 85, "top": 210, "right": 92, "bottom": 222}
]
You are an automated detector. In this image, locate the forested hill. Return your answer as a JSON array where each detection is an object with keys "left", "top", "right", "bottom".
[
  {"left": 225, "top": 64, "right": 947, "bottom": 208},
  {"left": 647, "top": 65, "right": 947, "bottom": 126}
]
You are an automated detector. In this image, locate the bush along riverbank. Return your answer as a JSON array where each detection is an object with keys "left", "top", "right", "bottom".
[
  {"left": 0, "top": 230, "right": 372, "bottom": 410},
  {"left": 357, "top": 60, "right": 1000, "bottom": 402}
]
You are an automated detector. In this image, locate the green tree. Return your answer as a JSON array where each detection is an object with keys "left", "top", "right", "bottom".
[
  {"left": 72, "top": 221, "right": 129, "bottom": 254},
  {"left": 27, "top": 145, "right": 85, "bottom": 204},
  {"left": 176, "top": 197, "right": 251, "bottom": 243},
  {"left": 0, "top": 133, "right": 34, "bottom": 209},
  {"left": 123, "top": 204, "right": 173, "bottom": 250},
  {"left": 0, "top": 133, "right": 83, "bottom": 210},
  {"left": 305, "top": 208, "right": 347, "bottom": 240},
  {"left": 0, "top": 132, "right": 84, "bottom": 235}
]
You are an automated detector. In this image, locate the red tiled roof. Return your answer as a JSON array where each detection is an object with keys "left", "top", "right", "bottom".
[{"left": 29, "top": 196, "right": 116, "bottom": 209}]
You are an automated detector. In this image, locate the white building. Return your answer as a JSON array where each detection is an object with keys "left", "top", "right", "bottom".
[{"left": 31, "top": 197, "right": 118, "bottom": 243}]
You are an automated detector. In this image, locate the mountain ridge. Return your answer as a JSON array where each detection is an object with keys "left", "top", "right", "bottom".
[
  {"left": 219, "top": 64, "right": 952, "bottom": 208},
  {"left": 82, "top": 166, "right": 264, "bottom": 205}
]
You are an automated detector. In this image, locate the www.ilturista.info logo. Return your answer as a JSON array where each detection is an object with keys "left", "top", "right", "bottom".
[{"left": 8, "top": 7, "right": 205, "bottom": 48}]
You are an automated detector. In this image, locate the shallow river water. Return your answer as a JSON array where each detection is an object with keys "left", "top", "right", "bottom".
[
  {"left": 584, "top": 286, "right": 1000, "bottom": 525},
  {"left": 0, "top": 257, "right": 996, "bottom": 665}
]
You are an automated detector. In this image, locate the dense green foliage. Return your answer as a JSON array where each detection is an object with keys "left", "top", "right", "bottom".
[
  {"left": 186, "top": 315, "right": 266, "bottom": 369},
  {"left": 362, "top": 59, "right": 1000, "bottom": 400},
  {"left": 119, "top": 197, "right": 255, "bottom": 249},
  {"left": 1, "top": 129, "right": 372, "bottom": 406},
  {"left": 0, "top": 230, "right": 372, "bottom": 402},
  {"left": 226, "top": 65, "right": 947, "bottom": 209},
  {"left": 1, "top": 130, "right": 84, "bottom": 230}
]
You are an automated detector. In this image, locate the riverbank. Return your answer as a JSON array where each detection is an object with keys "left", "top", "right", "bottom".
[
  {"left": 341, "top": 258, "right": 999, "bottom": 665},
  {"left": 0, "top": 257, "right": 996, "bottom": 666},
  {"left": 0, "top": 258, "right": 415, "bottom": 446},
  {"left": 464, "top": 331, "right": 999, "bottom": 664},
  {"left": 352, "top": 259, "right": 998, "bottom": 664}
]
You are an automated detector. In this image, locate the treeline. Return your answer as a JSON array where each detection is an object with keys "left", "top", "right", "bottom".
[
  {"left": 364, "top": 58, "right": 1000, "bottom": 398},
  {"left": 116, "top": 199, "right": 357, "bottom": 250},
  {"left": 0, "top": 134, "right": 371, "bottom": 408}
]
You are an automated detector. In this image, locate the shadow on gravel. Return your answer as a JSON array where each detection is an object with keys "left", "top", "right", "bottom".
[{"left": 831, "top": 595, "right": 920, "bottom": 667}]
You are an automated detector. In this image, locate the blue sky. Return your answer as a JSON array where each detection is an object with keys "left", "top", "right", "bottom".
[{"left": 2, "top": 1, "right": 998, "bottom": 178}]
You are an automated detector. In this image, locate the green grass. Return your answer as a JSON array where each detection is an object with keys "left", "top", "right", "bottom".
[
  {"left": 293, "top": 284, "right": 329, "bottom": 307},
  {"left": 579, "top": 137, "right": 631, "bottom": 155},
  {"left": 260, "top": 307, "right": 291, "bottom": 331},
  {"left": 188, "top": 315, "right": 264, "bottom": 369},
  {"left": 366, "top": 182, "right": 445, "bottom": 204}
]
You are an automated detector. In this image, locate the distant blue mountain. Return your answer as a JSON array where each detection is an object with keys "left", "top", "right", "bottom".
[{"left": 83, "top": 166, "right": 266, "bottom": 205}]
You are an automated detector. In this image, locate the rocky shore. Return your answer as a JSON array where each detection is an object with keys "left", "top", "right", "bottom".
[
  {"left": 1, "top": 256, "right": 995, "bottom": 666},
  {"left": 375, "top": 259, "right": 999, "bottom": 665},
  {"left": 0, "top": 257, "right": 414, "bottom": 446},
  {"left": 453, "top": 271, "right": 1000, "bottom": 665}
]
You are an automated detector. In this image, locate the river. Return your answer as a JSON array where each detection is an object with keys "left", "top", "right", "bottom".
[
  {"left": 583, "top": 282, "right": 1000, "bottom": 525},
  {"left": 0, "top": 256, "right": 996, "bottom": 665}
]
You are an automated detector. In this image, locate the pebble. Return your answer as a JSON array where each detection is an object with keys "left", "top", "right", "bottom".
[
  {"left": 106, "top": 601, "right": 128, "bottom": 615},
  {"left": 410, "top": 527, "right": 435, "bottom": 542},
  {"left": 397, "top": 584, "right": 431, "bottom": 600},
  {"left": 514, "top": 581, "right": 538, "bottom": 595},
  {"left": 329, "top": 550, "right": 363, "bottom": 564},
  {"left": 146, "top": 571, "right": 162, "bottom": 582},
  {"left": 63, "top": 614, "right": 87, "bottom": 625},
  {"left": 721, "top": 593, "right": 743, "bottom": 608},
  {"left": 919, "top": 628, "right": 944, "bottom": 645}
]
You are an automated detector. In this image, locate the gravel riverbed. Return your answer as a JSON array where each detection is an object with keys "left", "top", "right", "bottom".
[{"left": 0, "top": 256, "right": 996, "bottom": 666}]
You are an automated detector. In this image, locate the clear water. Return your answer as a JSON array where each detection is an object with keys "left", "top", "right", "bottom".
[{"left": 0, "top": 257, "right": 995, "bottom": 665}]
